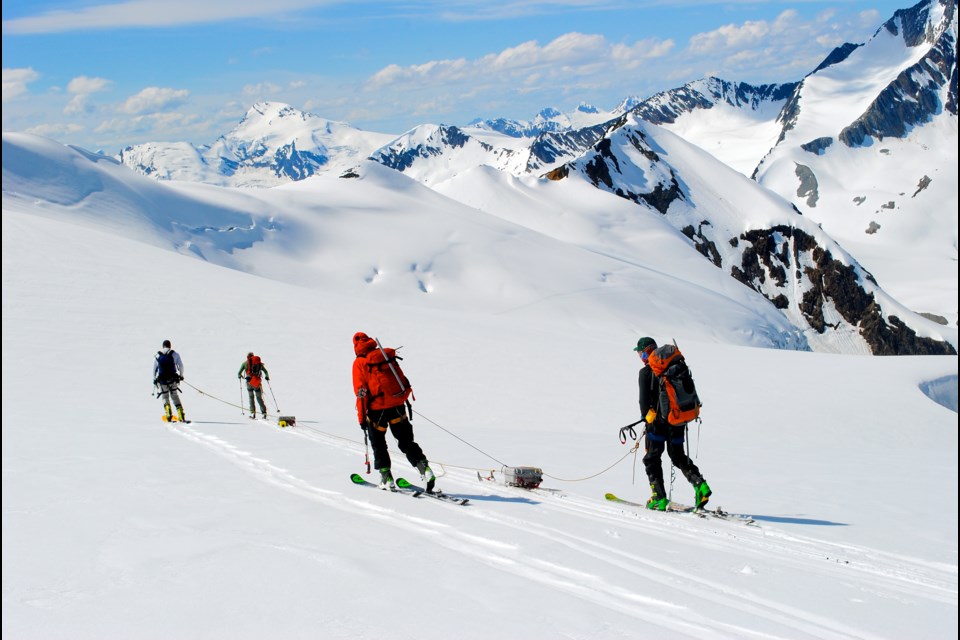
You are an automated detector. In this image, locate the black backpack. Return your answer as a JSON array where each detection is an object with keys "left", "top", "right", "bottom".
[
  {"left": 156, "top": 350, "right": 178, "bottom": 384},
  {"left": 648, "top": 344, "right": 702, "bottom": 426}
]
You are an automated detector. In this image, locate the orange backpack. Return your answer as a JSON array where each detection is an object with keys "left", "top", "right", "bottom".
[
  {"left": 647, "top": 345, "right": 702, "bottom": 426},
  {"left": 364, "top": 347, "right": 412, "bottom": 410},
  {"left": 247, "top": 354, "right": 264, "bottom": 388}
]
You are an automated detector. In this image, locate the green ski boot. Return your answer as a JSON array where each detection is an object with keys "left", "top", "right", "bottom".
[{"left": 694, "top": 480, "right": 712, "bottom": 509}]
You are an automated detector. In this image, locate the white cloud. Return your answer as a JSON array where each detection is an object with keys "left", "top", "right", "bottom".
[
  {"left": 64, "top": 75, "right": 112, "bottom": 115},
  {"left": 25, "top": 121, "right": 85, "bottom": 138},
  {"left": 688, "top": 20, "right": 770, "bottom": 54},
  {"left": 2, "top": 67, "right": 40, "bottom": 102},
  {"left": 120, "top": 87, "right": 189, "bottom": 114},
  {"left": 1, "top": 1, "right": 339, "bottom": 34},
  {"left": 243, "top": 82, "right": 283, "bottom": 96},
  {"left": 366, "top": 32, "right": 673, "bottom": 90}
]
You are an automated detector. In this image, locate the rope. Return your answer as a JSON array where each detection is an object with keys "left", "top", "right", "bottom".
[
  {"left": 180, "top": 382, "right": 648, "bottom": 485},
  {"left": 542, "top": 442, "right": 640, "bottom": 482},
  {"left": 412, "top": 409, "right": 508, "bottom": 468}
]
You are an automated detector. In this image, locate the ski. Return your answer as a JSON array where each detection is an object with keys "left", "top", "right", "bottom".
[
  {"left": 161, "top": 415, "right": 191, "bottom": 424},
  {"left": 349, "top": 473, "right": 422, "bottom": 497},
  {"left": 397, "top": 478, "right": 469, "bottom": 505},
  {"left": 605, "top": 493, "right": 755, "bottom": 525}
]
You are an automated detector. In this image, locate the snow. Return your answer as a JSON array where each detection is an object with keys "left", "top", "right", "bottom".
[
  {"left": 752, "top": 4, "right": 958, "bottom": 324},
  {"left": 3, "top": 132, "right": 958, "bottom": 639}
]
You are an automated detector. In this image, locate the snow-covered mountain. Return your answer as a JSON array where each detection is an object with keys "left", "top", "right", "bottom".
[
  {"left": 629, "top": 77, "right": 798, "bottom": 176},
  {"left": 753, "top": 0, "right": 957, "bottom": 324},
  {"left": 436, "top": 113, "right": 955, "bottom": 355},
  {"left": 466, "top": 101, "right": 628, "bottom": 137},
  {"left": 3, "top": 124, "right": 958, "bottom": 640},
  {"left": 119, "top": 102, "right": 395, "bottom": 188}
]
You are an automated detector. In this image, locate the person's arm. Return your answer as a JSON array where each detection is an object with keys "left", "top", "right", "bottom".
[
  {"left": 152, "top": 356, "right": 159, "bottom": 382},
  {"left": 173, "top": 351, "right": 184, "bottom": 379},
  {"left": 261, "top": 364, "right": 270, "bottom": 381},
  {"left": 237, "top": 362, "right": 247, "bottom": 378},
  {"left": 638, "top": 367, "right": 655, "bottom": 420},
  {"left": 352, "top": 359, "right": 368, "bottom": 425}
]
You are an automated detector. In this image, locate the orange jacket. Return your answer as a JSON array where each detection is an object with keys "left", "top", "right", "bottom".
[{"left": 352, "top": 332, "right": 379, "bottom": 423}]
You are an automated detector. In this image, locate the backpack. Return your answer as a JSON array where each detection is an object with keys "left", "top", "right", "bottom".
[
  {"left": 156, "top": 350, "right": 178, "bottom": 384},
  {"left": 647, "top": 344, "right": 701, "bottom": 426},
  {"left": 247, "top": 354, "right": 263, "bottom": 388},
  {"left": 364, "top": 346, "right": 412, "bottom": 409}
]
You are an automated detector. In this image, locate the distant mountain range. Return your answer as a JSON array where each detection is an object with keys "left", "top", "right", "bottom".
[{"left": 92, "top": 0, "right": 960, "bottom": 354}]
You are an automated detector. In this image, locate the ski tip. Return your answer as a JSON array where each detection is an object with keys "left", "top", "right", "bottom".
[
  {"left": 604, "top": 493, "right": 619, "bottom": 501},
  {"left": 349, "top": 473, "right": 367, "bottom": 484}
]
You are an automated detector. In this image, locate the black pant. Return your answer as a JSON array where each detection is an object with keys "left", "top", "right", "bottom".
[
  {"left": 643, "top": 422, "right": 703, "bottom": 495},
  {"left": 365, "top": 405, "right": 425, "bottom": 471}
]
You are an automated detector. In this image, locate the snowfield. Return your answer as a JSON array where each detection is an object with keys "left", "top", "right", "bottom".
[{"left": 2, "top": 130, "right": 957, "bottom": 639}]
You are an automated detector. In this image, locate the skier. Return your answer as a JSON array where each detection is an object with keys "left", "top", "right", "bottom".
[
  {"left": 635, "top": 336, "right": 711, "bottom": 510},
  {"left": 351, "top": 331, "right": 436, "bottom": 492},
  {"left": 153, "top": 339, "right": 187, "bottom": 422},
  {"left": 237, "top": 352, "right": 271, "bottom": 419}
]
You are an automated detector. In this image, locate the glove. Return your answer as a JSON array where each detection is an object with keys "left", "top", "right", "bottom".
[
  {"left": 177, "top": 374, "right": 184, "bottom": 382},
  {"left": 238, "top": 374, "right": 242, "bottom": 380},
  {"left": 153, "top": 377, "right": 158, "bottom": 385},
  {"left": 245, "top": 376, "right": 251, "bottom": 382},
  {"left": 265, "top": 376, "right": 270, "bottom": 381},
  {"left": 644, "top": 409, "right": 657, "bottom": 424}
]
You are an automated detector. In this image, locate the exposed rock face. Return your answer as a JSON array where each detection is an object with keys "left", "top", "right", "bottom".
[
  {"left": 841, "top": 0, "right": 957, "bottom": 145},
  {"left": 794, "top": 164, "right": 819, "bottom": 207},
  {"left": 527, "top": 122, "right": 613, "bottom": 171},
  {"left": 632, "top": 77, "right": 798, "bottom": 125},
  {"left": 552, "top": 116, "right": 956, "bottom": 356},
  {"left": 374, "top": 126, "right": 477, "bottom": 171},
  {"left": 733, "top": 226, "right": 956, "bottom": 354},
  {"left": 801, "top": 137, "right": 834, "bottom": 155}
]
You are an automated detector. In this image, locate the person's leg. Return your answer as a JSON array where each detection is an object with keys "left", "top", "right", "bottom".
[
  {"left": 388, "top": 408, "right": 434, "bottom": 490},
  {"left": 255, "top": 387, "right": 267, "bottom": 415},
  {"left": 666, "top": 426, "right": 710, "bottom": 507},
  {"left": 247, "top": 386, "right": 256, "bottom": 413},
  {"left": 160, "top": 385, "right": 173, "bottom": 419},
  {"left": 366, "top": 409, "right": 393, "bottom": 487},
  {"left": 642, "top": 429, "right": 668, "bottom": 509}
]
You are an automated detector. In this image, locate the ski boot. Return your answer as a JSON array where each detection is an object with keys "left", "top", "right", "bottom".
[
  {"left": 694, "top": 480, "right": 712, "bottom": 509},
  {"left": 176, "top": 405, "right": 186, "bottom": 423},
  {"left": 416, "top": 460, "right": 436, "bottom": 493},
  {"left": 378, "top": 468, "right": 396, "bottom": 491},
  {"left": 646, "top": 481, "right": 668, "bottom": 511},
  {"left": 163, "top": 403, "right": 173, "bottom": 422}
]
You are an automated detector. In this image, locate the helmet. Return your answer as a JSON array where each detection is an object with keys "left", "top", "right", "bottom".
[{"left": 633, "top": 337, "right": 657, "bottom": 352}]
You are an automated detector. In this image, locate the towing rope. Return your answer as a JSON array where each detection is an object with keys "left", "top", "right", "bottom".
[{"left": 179, "top": 380, "right": 647, "bottom": 484}]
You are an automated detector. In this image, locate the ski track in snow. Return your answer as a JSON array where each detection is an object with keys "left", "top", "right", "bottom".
[{"left": 166, "top": 418, "right": 956, "bottom": 640}]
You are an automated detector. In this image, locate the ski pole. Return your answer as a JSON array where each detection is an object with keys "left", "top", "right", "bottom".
[
  {"left": 266, "top": 379, "right": 280, "bottom": 412},
  {"left": 239, "top": 378, "right": 246, "bottom": 416},
  {"left": 363, "top": 426, "right": 371, "bottom": 474}
]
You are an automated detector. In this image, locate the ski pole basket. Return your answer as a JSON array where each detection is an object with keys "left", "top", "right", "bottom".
[
  {"left": 503, "top": 466, "right": 543, "bottom": 489},
  {"left": 278, "top": 415, "right": 296, "bottom": 427}
]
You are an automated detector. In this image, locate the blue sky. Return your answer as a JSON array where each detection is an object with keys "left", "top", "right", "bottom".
[{"left": 3, "top": 1, "right": 910, "bottom": 152}]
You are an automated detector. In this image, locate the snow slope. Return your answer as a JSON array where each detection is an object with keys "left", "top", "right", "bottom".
[
  {"left": 2, "top": 131, "right": 958, "bottom": 639},
  {"left": 754, "top": 0, "right": 958, "bottom": 322}
]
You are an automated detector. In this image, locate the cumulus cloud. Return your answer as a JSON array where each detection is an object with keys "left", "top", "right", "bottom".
[
  {"left": 64, "top": 75, "right": 112, "bottom": 115},
  {"left": 120, "top": 87, "right": 189, "bottom": 114},
  {"left": 3, "top": 67, "right": 41, "bottom": 102},
  {"left": 366, "top": 31, "right": 673, "bottom": 90}
]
